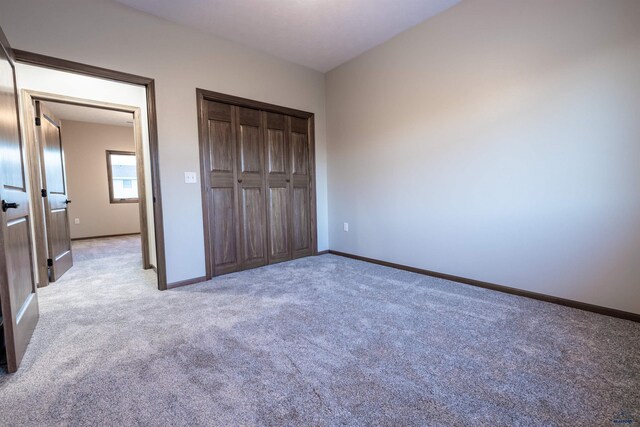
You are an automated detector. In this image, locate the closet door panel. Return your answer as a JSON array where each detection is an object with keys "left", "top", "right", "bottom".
[
  {"left": 291, "top": 117, "right": 309, "bottom": 177},
  {"left": 269, "top": 186, "right": 289, "bottom": 258},
  {"left": 264, "top": 112, "right": 291, "bottom": 263},
  {"left": 241, "top": 186, "right": 266, "bottom": 263},
  {"left": 289, "top": 116, "right": 312, "bottom": 258},
  {"left": 207, "top": 101, "right": 240, "bottom": 275},
  {"left": 211, "top": 188, "right": 237, "bottom": 268},
  {"left": 210, "top": 120, "right": 233, "bottom": 173},
  {"left": 267, "top": 129, "right": 286, "bottom": 174},
  {"left": 292, "top": 185, "right": 310, "bottom": 253},
  {"left": 237, "top": 107, "right": 267, "bottom": 269},
  {"left": 291, "top": 132, "right": 309, "bottom": 177},
  {"left": 239, "top": 124, "right": 261, "bottom": 173}
]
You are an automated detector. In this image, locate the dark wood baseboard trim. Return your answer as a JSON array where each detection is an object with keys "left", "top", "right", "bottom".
[
  {"left": 328, "top": 250, "right": 640, "bottom": 323},
  {"left": 71, "top": 232, "right": 140, "bottom": 241},
  {"left": 166, "top": 276, "right": 207, "bottom": 290},
  {"left": 316, "top": 250, "right": 329, "bottom": 255}
]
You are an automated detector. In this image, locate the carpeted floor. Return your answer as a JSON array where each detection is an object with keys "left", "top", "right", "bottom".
[{"left": 0, "top": 235, "right": 638, "bottom": 426}]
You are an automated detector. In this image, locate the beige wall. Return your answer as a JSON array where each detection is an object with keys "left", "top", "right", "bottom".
[
  {"left": 326, "top": 0, "right": 640, "bottom": 314},
  {"left": 0, "top": 0, "right": 328, "bottom": 284},
  {"left": 61, "top": 120, "right": 140, "bottom": 239}
]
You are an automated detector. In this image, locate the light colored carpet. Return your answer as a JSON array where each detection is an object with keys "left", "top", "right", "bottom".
[{"left": 0, "top": 235, "right": 638, "bottom": 426}]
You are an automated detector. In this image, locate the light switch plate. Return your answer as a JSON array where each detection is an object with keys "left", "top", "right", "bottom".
[
  {"left": 184, "top": 172, "right": 197, "bottom": 184},
  {"left": 74, "top": 218, "right": 80, "bottom": 225},
  {"left": 343, "top": 222, "right": 349, "bottom": 232}
]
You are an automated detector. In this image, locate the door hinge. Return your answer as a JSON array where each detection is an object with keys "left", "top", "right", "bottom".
[
  {"left": 41, "top": 189, "right": 47, "bottom": 198},
  {"left": 35, "top": 117, "right": 41, "bottom": 126},
  {"left": 47, "top": 258, "right": 53, "bottom": 267}
]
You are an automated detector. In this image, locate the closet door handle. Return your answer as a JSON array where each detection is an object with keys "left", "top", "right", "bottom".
[{"left": 237, "top": 179, "right": 243, "bottom": 183}]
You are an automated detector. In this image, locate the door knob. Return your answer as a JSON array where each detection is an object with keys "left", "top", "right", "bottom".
[
  {"left": 286, "top": 178, "right": 290, "bottom": 182},
  {"left": 237, "top": 179, "right": 243, "bottom": 183},
  {"left": 64, "top": 199, "right": 72, "bottom": 204},
  {"left": 1, "top": 201, "right": 19, "bottom": 212}
]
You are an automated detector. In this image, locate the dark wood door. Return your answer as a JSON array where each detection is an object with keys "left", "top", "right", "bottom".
[
  {"left": 201, "top": 93, "right": 316, "bottom": 278},
  {"left": 264, "top": 112, "right": 291, "bottom": 264},
  {"left": 289, "top": 116, "right": 312, "bottom": 258},
  {"left": 0, "top": 30, "right": 40, "bottom": 373},
  {"left": 35, "top": 101, "right": 73, "bottom": 281},
  {"left": 236, "top": 107, "right": 268, "bottom": 270},
  {"left": 206, "top": 101, "right": 241, "bottom": 276}
]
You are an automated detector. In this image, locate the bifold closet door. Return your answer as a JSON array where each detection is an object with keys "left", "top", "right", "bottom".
[
  {"left": 289, "top": 116, "right": 312, "bottom": 258},
  {"left": 206, "top": 101, "right": 240, "bottom": 276},
  {"left": 264, "top": 112, "right": 291, "bottom": 264},
  {"left": 204, "top": 98, "right": 313, "bottom": 277},
  {"left": 236, "top": 107, "right": 268, "bottom": 270}
]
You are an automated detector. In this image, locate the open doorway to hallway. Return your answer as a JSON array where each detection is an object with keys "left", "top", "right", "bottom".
[
  {"left": 21, "top": 91, "right": 157, "bottom": 290},
  {"left": 41, "top": 101, "right": 150, "bottom": 284},
  {"left": 12, "top": 60, "right": 166, "bottom": 293}
]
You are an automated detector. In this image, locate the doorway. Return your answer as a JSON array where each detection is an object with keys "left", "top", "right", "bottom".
[
  {"left": 12, "top": 52, "right": 167, "bottom": 291},
  {"left": 22, "top": 92, "right": 155, "bottom": 288}
]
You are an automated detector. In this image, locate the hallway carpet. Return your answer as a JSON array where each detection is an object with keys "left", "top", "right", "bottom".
[{"left": 0, "top": 236, "right": 638, "bottom": 426}]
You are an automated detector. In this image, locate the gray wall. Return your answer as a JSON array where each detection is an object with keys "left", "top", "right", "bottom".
[
  {"left": 62, "top": 120, "right": 140, "bottom": 239},
  {"left": 326, "top": 0, "right": 640, "bottom": 314},
  {"left": 0, "top": 0, "right": 328, "bottom": 284}
]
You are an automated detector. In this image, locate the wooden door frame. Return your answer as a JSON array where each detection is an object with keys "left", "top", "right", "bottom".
[
  {"left": 23, "top": 91, "right": 152, "bottom": 286},
  {"left": 12, "top": 50, "right": 167, "bottom": 290},
  {"left": 196, "top": 88, "right": 318, "bottom": 280}
]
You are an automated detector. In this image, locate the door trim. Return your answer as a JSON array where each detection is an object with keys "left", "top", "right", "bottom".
[
  {"left": 196, "top": 88, "right": 318, "bottom": 280},
  {"left": 13, "top": 50, "right": 167, "bottom": 290},
  {"left": 23, "top": 91, "right": 152, "bottom": 285}
]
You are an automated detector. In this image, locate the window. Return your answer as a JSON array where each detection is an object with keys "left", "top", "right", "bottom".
[{"left": 106, "top": 150, "right": 138, "bottom": 203}]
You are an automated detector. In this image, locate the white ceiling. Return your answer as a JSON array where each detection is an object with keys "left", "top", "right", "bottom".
[
  {"left": 45, "top": 102, "right": 134, "bottom": 127},
  {"left": 115, "top": 0, "right": 461, "bottom": 72}
]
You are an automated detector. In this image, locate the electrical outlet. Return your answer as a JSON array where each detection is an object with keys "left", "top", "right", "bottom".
[
  {"left": 74, "top": 218, "right": 80, "bottom": 224},
  {"left": 184, "top": 172, "right": 197, "bottom": 184},
  {"left": 343, "top": 222, "right": 349, "bottom": 232}
]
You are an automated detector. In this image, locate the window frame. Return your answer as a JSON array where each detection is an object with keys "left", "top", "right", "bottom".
[{"left": 106, "top": 149, "right": 139, "bottom": 204}]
